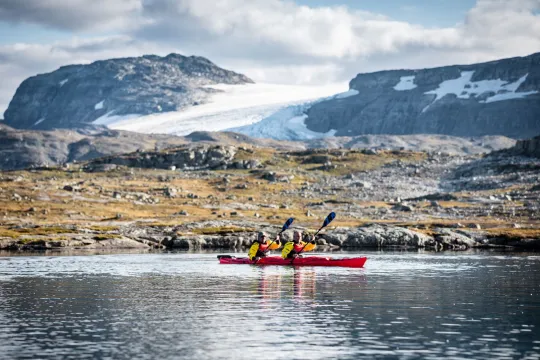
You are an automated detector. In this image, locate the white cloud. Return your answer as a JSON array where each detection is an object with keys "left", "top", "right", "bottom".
[
  {"left": 1, "top": 0, "right": 540, "bottom": 116},
  {"left": 0, "top": 0, "right": 143, "bottom": 31}
]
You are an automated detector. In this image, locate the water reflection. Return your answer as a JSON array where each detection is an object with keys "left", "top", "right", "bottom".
[{"left": 255, "top": 268, "right": 318, "bottom": 301}]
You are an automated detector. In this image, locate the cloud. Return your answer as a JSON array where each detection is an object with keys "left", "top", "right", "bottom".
[
  {"left": 1, "top": 0, "right": 540, "bottom": 116},
  {"left": 0, "top": 0, "right": 143, "bottom": 31},
  {"left": 135, "top": 0, "right": 463, "bottom": 60}
]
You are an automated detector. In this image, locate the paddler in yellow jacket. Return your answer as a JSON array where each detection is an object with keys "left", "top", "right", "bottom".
[
  {"left": 248, "top": 231, "right": 281, "bottom": 261},
  {"left": 282, "top": 231, "right": 316, "bottom": 259}
]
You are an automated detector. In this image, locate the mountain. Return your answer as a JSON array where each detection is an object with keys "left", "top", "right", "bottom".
[
  {"left": 3, "top": 54, "right": 253, "bottom": 130},
  {"left": 301, "top": 52, "right": 540, "bottom": 139},
  {"left": 4, "top": 52, "right": 539, "bottom": 140}
]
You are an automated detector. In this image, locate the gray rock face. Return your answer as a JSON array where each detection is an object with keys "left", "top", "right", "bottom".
[
  {"left": 88, "top": 144, "right": 238, "bottom": 171},
  {"left": 4, "top": 53, "right": 253, "bottom": 130},
  {"left": 511, "top": 136, "right": 540, "bottom": 157},
  {"left": 323, "top": 224, "right": 434, "bottom": 248},
  {"left": 306, "top": 52, "right": 540, "bottom": 138}
]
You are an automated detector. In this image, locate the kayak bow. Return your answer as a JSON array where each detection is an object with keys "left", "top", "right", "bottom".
[{"left": 218, "top": 255, "right": 367, "bottom": 268}]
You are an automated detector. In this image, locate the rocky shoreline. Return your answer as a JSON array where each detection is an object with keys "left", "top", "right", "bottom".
[{"left": 1, "top": 220, "right": 538, "bottom": 252}]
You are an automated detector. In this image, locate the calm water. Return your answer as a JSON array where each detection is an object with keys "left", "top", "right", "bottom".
[{"left": 1, "top": 250, "right": 539, "bottom": 360}]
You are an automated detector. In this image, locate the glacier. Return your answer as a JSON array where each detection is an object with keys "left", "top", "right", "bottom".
[
  {"left": 228, "top": 89, "right": 359, "bottom": 140},
  {"left": 93, "top": 83, "right": 346, "bottom": 137}
]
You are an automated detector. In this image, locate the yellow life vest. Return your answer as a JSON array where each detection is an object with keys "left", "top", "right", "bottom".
[
  {"left": 281, "top": 241, "right": 316, "bottom": 259},
  {"left": 248, "top": 242, "right": 260, "bottom": 261},
  {"left": 281, "top": 242, "right": 295, "bottom": 259}
]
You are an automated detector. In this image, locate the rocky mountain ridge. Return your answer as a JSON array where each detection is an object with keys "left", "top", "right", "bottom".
[
  {"left": 0, "top": 124, "right": 517, "bottom": 170},
  {"left": 3, "top": 53, "right": 253, "bottom": 130},
  {"left": 305, "top": 52, "right": 540, "bottom": 138}
]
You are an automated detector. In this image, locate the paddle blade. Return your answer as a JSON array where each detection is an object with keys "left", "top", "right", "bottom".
[
  {"left": 322, "top": 212, "right": 336, "bottom": 228},
  {"left": 281, "top": 217, "right": 294, "bottom": 233}
]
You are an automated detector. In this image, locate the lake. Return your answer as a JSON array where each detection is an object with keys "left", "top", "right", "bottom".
[{"left": 1, "top": 250, "right": 539, "bottom": 359}]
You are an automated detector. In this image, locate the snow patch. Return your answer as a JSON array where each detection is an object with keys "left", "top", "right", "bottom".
[
  {"left": 423, "top": 71, "right": 538, "bottom": 111},
  {"left": 394, "top": 76, "right": 417, "bottom": 91},
  {"left": 59, "top": 79, "right": 68, "bottom": 87},
  {"left": 483, "top": 74, "right": 538, "bottom": 103},
  {"left": 94, "top": 100, "right": 104, "bottom": 110},
  {"left": 94, "top": 83, "right": 345, "bottom": 136},
  {"left": 34, "top": 118, "right": 45, "bottom": 126}
]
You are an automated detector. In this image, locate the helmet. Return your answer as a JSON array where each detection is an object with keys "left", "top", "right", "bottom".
[{"left": 257, "top": 231, "right": 269, "bottom": 242}]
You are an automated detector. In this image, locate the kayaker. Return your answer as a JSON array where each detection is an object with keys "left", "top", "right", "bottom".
[
  {"left": 281, "top": 231, "right": 316, "bottom": 259},
  {"left": 249, "top": 231, "right": 281, "bottom": 261}
]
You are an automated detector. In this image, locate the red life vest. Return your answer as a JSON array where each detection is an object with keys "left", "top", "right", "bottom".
[
  {"left": 293, "top": 243, "right": 304, "bottom": 252},
  {"left": 259, "top": 242, "right": 270, "bottom": 252}
]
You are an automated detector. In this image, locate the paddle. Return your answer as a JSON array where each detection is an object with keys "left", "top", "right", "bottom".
[
  {"left": 263, "top": 217, "right": 294, "bottom": 255},
  {"left": 291, "top": 212, "right": 336, "bottom": 264}
]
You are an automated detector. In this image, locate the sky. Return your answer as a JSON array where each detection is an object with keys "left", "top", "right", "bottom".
[{"left": 1, "top": 0, "right": 539, "bottom": 116}]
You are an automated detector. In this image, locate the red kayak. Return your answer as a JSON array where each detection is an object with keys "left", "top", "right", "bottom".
[{"left": 218, "top": 255, "right": 367, "bottom": 268}]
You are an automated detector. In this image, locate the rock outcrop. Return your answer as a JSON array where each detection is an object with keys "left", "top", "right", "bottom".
[
  {"left": 319, "top": 224, "right": 434, "bottom": 248},
  {"left": 511, "top": 136, "right": 540, "bottom": 157},
  {"left": 88, "top": 145, "right": 239, "bottom": 171},
  {"left": 305, "top": 52, "right": 540, "bottom": 138},
  {"left": 4, "top": 53, "right": 253, "bottom": 130}
]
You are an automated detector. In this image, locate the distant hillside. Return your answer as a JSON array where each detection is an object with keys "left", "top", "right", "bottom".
[
  {"left": 0, "top": 124, "right": 516, "bottom": 170},
  {"left": 3, "top": 53, "right": 253, "bottom": 130},
  {"left": 304, "top": 52, "right": 540, "bottom": 138}
]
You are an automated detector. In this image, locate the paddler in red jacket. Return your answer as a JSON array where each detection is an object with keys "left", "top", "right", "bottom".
[
  {"left": 281, "top": 231, "right": 316, "bottom": 259},
  {"left": 248, "top": 231, "right": 281, "bottom": 262}
]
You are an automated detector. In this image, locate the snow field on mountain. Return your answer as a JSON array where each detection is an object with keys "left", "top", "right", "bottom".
[
  {"left": 229, "top": 89, "right": 360, "bottom": 140},
  {"left": 94, "top": 83, "right": 345, "bottom": 136}
]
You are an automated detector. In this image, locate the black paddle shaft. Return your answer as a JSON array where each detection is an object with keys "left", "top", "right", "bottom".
[
  {"left": 293, "top": 212, "right": 336, "bottom": 260},
  {"left": 262, "top": 217, "right": 294, "bottom": 255}
]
